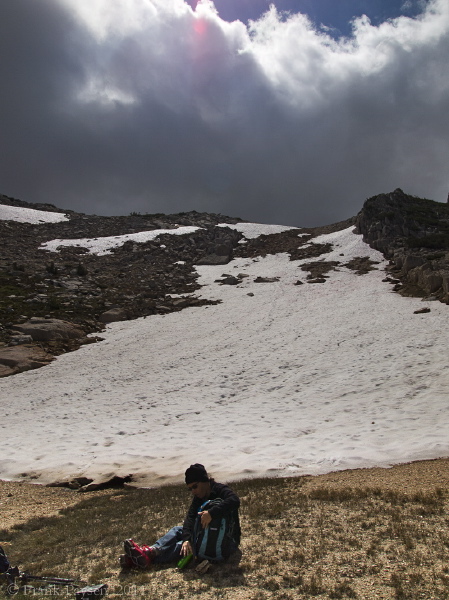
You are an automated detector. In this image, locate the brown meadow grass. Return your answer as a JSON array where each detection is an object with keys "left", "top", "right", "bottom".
[{"left": 1, "top": 459, "right": 449, "bottom": 599}]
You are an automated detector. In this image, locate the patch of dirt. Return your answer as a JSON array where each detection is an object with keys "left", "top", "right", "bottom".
[
  {"left": 343, "top": 256, "right": 380, "bottom": 275},
  {"left": 301, "top": 260, "right": 340, "bottom": 280},
  {"left": 0, "top": 481, "right": 112, "bottom": 531}
]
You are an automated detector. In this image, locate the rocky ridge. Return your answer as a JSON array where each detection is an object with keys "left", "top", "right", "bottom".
[
  {"left": 355, "top": 188, "right": 449, "bottom": 301},
  {"left": 1, "top": 189, "right": 448, "bottom": 378}
]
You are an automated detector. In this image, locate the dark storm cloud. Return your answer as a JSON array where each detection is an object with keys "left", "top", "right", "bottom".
[{"left": 1, "top": 0, "right": 448, "bottom": 226}]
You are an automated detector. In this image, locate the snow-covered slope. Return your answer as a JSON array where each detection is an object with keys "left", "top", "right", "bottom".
[
  {"left": 0, "top": 204, "right": 69, "bottom": 223},
  {"left": 0, "top": 225, "right": 448, "bottom": 486}
]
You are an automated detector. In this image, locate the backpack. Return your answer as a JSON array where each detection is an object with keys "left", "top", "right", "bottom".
[
  {"left": 193, "top": 499, "right": 235, "bottom": 562},
  {"left": 0, "top": 546, "right": 10, "bottom": 573}
]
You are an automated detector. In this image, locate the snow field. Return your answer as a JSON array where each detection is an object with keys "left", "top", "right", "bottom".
[{"left": 0, "top": 225, "right": 448, "bottom": 486}]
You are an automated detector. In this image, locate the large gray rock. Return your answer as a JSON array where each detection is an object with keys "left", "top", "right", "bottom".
[
  {"left": 99, "top": 308, "right": 128, "bottom": 323},
  {"left": 403, "top": 255, "right": 426, "bottom": 273},
  {"left": 0, "top": 345, "right": 53, "bottom": 377},
  {"left": 13, "top": 318, "right": 85, "bottom": 341}
]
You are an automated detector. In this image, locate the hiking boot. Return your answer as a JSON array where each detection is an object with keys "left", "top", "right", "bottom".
[
  {"left": 123, "top": 539, "right": 154, "bottom": 569},
  {"left": 119, "top": 554, "right": 133, "bottom": 569}
]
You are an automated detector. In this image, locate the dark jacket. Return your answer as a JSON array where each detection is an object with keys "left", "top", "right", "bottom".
[{"left": 182, "top": 481, "right": 241, "bottom": 545}]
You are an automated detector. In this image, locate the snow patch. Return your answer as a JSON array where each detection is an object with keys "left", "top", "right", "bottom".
[
  {"left": 218, "top": 222, "right": 298, "bottom": 238},
  {"left": 40, "top": 226, "right": 200, "bottom": 256},
  {"left": 0, "top": 204, "right": 69, "bottom": 224}
]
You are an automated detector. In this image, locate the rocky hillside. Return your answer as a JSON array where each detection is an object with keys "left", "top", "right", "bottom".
[
  {"left": 0, "top": 194, "right": 250, "bottom": 375},
  {"left": 1, "top": 189, "right": 447, "bottom": 377}
]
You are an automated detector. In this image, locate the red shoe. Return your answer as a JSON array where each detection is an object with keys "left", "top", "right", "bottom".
[
  {"left": 123, "top": 539, "right": 154, "bottom": 569},
  {"left": 119, "top": 554, "right": 133, "bottom": 569}
]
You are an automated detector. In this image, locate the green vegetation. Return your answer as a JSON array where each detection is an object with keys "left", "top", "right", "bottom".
[{"left": 2, "top": 478, "right": 449, "bottom": 599}]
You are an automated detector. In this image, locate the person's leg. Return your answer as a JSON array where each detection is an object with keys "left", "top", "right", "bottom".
[{"left": 152, "top": 526, "right": 184, "bottom": 564}]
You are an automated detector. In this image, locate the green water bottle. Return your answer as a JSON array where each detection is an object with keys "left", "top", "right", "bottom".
[{"left": 177, "top": 553, "right": 193, "bottom": 569}]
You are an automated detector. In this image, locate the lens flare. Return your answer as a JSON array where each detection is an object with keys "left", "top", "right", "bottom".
[{"left": 194, "top": 17, "right": 207, "bottom": 35}]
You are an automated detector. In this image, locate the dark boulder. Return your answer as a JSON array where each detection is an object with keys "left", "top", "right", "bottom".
[
  {"left": 355, "top": 189, "right": 449, "bottom": 302},
  {"left": 12, "top": 318, "right": 85, "bottom": 341}
]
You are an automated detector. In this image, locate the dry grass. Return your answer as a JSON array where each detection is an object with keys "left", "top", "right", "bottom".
[{"left": 2, "top": 461, "right": 449, "bottom": 599}]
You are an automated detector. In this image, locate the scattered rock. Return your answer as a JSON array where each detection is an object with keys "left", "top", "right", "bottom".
[
  {"left": 79, "top": 474, "right": 133, "bottom": 492},
  {"left": 217, "top": 276, "right": 240, "bottom": 285},
  {"left": 414, "top": 307, "right": 431, "bottom": 314},
  {"left": 254, "top": 276, "right": 280, "bottom": 283},
  {"left": 48, "top": 474, "right": 133, "bottom": 492}
]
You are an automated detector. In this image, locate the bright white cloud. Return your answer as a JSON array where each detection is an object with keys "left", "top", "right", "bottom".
[
  {"left": 60, "top": 0, "right": 449, "bottom": 112},
  {"left": 246, "top": 1, "right": 449, "bottom": 108}
]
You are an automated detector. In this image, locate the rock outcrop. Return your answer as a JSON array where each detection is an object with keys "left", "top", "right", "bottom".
[
  {"left": 355, "top": 189, "right": 449, "bottom": 302},
  {"left": 0, "top": 345, "right": 53, "bottom": 377},
  {"left": 12, "top": 317, "right": 86, "bottom": 341}
]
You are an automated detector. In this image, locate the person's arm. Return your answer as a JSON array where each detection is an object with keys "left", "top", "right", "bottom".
[
  {"left": 181, "top": 496, "right": 201, "bottom": 541},
  {"left": 207, "top": 483, "right": 240, "bottom": 519}
]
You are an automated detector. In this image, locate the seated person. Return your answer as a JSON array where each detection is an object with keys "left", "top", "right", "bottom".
[{"left": 120, "top": 463, "right": 241, "bottom": 568}]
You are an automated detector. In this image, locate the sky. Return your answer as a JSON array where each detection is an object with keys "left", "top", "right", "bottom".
[
  {"left": 1, "top": 0, "right": 448, "bottom": 226},
  {"left": 1, "top": 207, "right": 449, "bottom": 485}
]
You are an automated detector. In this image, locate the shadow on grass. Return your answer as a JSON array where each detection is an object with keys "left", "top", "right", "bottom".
[{"left": 2, "top": 474, "right": 449, "bottom": 599}]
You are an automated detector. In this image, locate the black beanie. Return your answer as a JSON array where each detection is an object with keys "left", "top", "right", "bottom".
[{"left": 185, "top": 463, "right": 209, "bottom": 484}]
